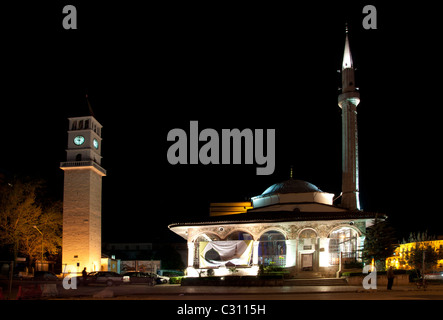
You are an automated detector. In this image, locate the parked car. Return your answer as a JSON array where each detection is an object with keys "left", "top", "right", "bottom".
[
  {"left": 122, "top": 272, "right": 155, "bottom": 285},
  {"left": 33, "top": 271, "right": 59, "bottom": 281},
  {"left": 13, "top": 271, "right": 33, "bottom": 280},
  {"left": 81, "top": 271, "right": 123, "bottom": 286},
  {"left": 147, "top": 272, "right": 169, "bottom": 284},
  {"left": 424, "top": 272, "right": 443, "bottom": 280}
]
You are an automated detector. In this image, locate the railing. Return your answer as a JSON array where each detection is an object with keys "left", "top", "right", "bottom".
[
  {"left": 60, "top": 161, "right": 106, "bottom": 175},
  {"left": 329, "top": 252, "right": 360, "bottom": 266},
  {"left": 259, "top": 255, "right": 286, "bottom": 267}
]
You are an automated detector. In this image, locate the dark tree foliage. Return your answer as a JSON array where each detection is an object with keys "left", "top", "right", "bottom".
[{"left": 362, "top": 217, "right": 396, "bottom": 270}]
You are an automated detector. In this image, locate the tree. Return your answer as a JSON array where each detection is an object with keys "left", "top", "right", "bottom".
[
  {"left": 406, "top": 243, "right": 439, "bottom": 273},
  {"left": 362, "top": 217, "right": 396, "bottom": 270},
  {"left": 405, "top": 230, "right": 435, "bottom": 244},
  {"left": 404, "top": 231, "right": 439, "bottom": 273},
  {"left": 0, "top": 177, "right": 62, "bottom": 267}
]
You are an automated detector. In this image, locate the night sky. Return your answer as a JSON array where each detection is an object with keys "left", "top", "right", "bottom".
[{"left": 2, "top": 3, "right": 442, "bottom": 244}]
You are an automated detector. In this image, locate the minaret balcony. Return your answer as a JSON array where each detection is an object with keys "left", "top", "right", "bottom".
[{"left": 338, "top": 91, "right": 360, "bottom": 108}]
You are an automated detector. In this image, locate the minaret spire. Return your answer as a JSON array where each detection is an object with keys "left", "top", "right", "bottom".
[
  {"left": 342, "top": 23, "right": 353, "bottom": 70},
  {"left": 338, "top": 25, "right": 361, "bottom": 211}
]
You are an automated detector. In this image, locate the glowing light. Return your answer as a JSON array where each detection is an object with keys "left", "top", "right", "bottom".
[{"left": 342, "top": 33, "right": 353, "bottom": 70}]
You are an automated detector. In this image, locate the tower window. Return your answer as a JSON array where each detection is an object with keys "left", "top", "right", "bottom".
[
  {"left": 85, "top": 120, "right": 89, "bottom": 129},
  {"left": 76, "top": 154, "right": 82, "bottom": 161}
]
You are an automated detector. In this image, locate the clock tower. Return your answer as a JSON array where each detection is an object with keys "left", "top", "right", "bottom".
[{"left": 60, "top": 114, "right": 106, "bottom": 273}]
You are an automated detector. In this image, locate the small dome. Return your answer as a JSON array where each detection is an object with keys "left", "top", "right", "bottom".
[{"left": 261, "top": 179, "right": 322, "bottom": 196}]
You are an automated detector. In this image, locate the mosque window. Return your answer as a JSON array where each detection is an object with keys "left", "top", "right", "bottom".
[
  {"left": 328, "top": 227, "right": 359, "bottom": 266},
  {"left": 258, "top": 230, "right": 286, "bottom": 267}
]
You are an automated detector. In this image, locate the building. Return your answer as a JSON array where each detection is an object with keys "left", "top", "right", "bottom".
[
  {"left": 386, "top": 239, "right": 443, "bottom": 271},
  {"left": 102, "top": 242, "right": 187, "bottom": 274},
  {"left": 169, "top": 28, "right": 381, "bottom": 278},
  {"left": 169, "top": 177, "right": 378, "bottom": 277},
  {"left": 103, "top": 242, "right": 154, "bottom": 260},
  {"left": 60, "top": 104, "right": 106, "bottom": 273}
]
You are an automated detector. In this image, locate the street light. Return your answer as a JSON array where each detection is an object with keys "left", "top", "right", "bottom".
[{"left": 33, "top": 225, "right": 44, "bottom": 271}]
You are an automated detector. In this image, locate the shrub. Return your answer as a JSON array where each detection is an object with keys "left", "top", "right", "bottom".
[{"left": 169, "top": 276, "right": 183, "bottom": 284}]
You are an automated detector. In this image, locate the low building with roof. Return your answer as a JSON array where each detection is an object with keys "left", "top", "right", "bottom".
[{"left": 169, "top": 177, "right": 380, "bottom": 278}]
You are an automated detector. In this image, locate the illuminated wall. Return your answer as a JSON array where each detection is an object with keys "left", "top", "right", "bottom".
[
  {"left": 61, "top": 166, "right": 104, "bottom": 273},
  {"left": 177, "top": 222, "right": 366, "bottom": 277},
  {"left": 209, "top": 202, "right": 253, "bottom": 216},
  {"left": 386, "top": 240, "right": 443, "bottom": 270}
]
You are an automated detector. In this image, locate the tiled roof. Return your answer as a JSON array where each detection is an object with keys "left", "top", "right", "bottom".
[{"left": 169, "top": 210, "right": 383, "bottom": 228}]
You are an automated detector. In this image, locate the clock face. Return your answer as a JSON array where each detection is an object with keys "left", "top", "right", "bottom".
[
  {"left": 93, "top": 139, "right": 99, "bottom": 149},
  {"left": 73, "top": 135, "right": 85, "bottom": 146}
]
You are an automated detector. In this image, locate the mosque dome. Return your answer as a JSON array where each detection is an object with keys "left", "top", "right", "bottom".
[{"left": 261, "top": 179, "right": 322, "bottom": 196}]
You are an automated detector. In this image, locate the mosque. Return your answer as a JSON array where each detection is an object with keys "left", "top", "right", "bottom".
[{"left": 169, "top": 28, "right": 381, "bottom": 278}]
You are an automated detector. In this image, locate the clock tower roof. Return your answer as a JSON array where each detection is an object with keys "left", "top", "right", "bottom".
[
  {"left": 85, "top": 94, "right": 95, "bottom": 118},
  {"left": 69, "top": 94, "right": 97, "bottom": 119}
]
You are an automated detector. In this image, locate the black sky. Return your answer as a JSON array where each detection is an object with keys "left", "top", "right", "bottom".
[{"left": 2, "top": 2, "right": 442, "bottom": 243}]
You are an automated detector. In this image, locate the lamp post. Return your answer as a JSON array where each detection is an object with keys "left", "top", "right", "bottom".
[{"left": 33, "top": 225, "right": 43, "bottom": 271}]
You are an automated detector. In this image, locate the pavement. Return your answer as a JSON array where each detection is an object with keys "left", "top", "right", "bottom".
[{"left": 2, "top": 280, "right": 443, "bottom": 300}]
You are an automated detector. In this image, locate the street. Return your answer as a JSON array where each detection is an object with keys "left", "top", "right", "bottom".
[
  {"left": 2, "top": 279, "right": 443, "bottom": 300},
  {"left": 4, "top": 281, "right": 441, "bottom": 319}
]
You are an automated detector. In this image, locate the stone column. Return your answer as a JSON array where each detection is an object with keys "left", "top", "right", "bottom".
[
  {"left": 253, "top": 241, "right": 259, "bottom": 265},
  {"left": 187, "top": 242, "right": 195, "bottom": 267}
]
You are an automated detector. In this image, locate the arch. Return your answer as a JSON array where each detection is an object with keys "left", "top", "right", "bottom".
[
  {"left": 190, "top": 232, "right": 222, "bottom": 269},
  {"left": 327, "top": 224, "right": 362, "bottom": 238},
  {"left": 327, "top": 226, "right": 361, "bottom": 266},
  {"left": 256, "top": 227, "right": 288, "bottom": 240},
  {"left": 225, "top": 229, "right": 254, "bottom": 241},
  {"left": 258, "top": 230, "right": 287, "bottom": 267},
  {"left": 297, "top": 228, "right": 318, "bottom": 239},
  {"left": 190, "top": 231, "right": 221, "bottom": 243}
]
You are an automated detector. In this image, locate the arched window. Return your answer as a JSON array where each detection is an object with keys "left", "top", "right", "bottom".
[
  {"left": 328, "top": 227, "right": 359, "bottom": 266},
  {"left": 258, "top": 230, "right": 286, "bottom": 267}
]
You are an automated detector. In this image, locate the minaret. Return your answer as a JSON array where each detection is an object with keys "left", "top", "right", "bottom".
[
  {"left": 338, "top": 25, "right": 361, "bottom": 211},
  {"left": 60, "top": 98, "right": 106, "bottom": 273}
]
